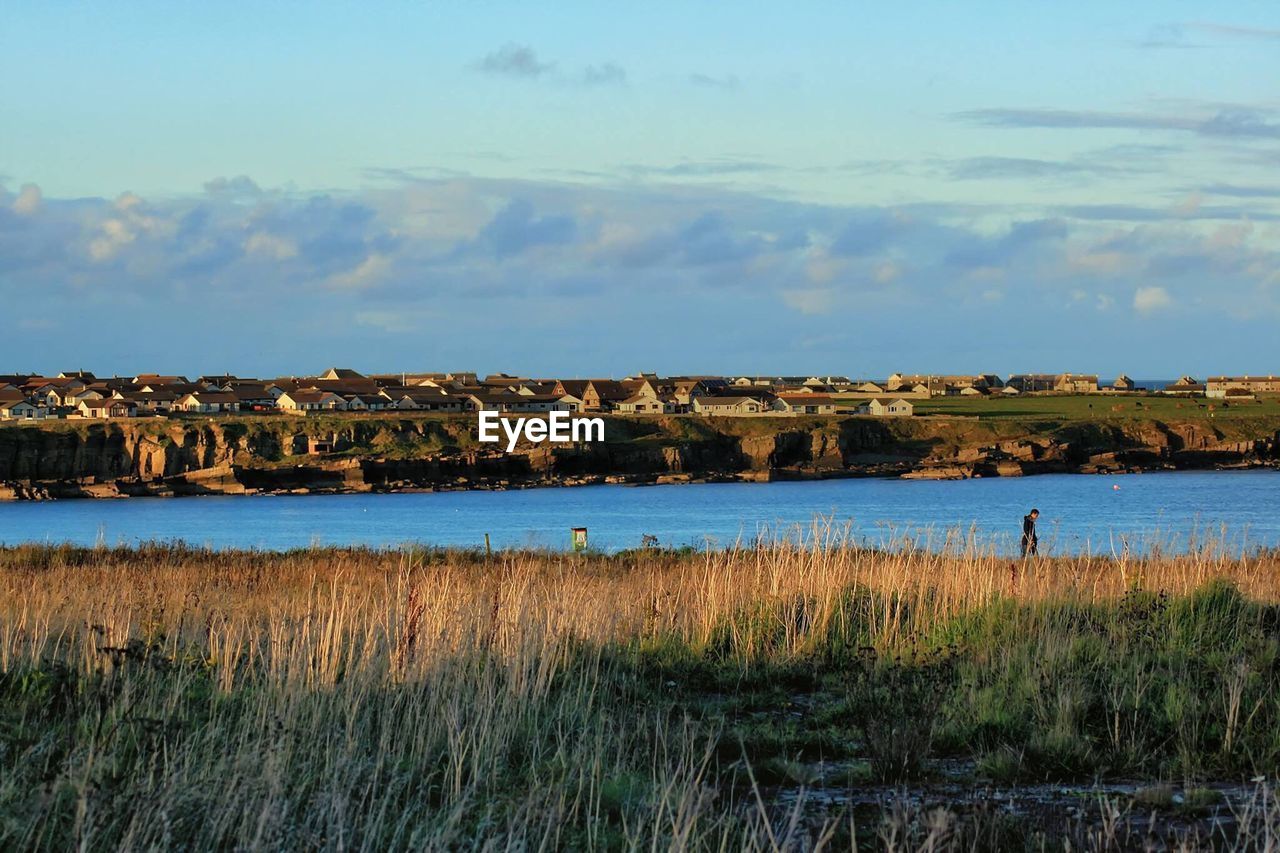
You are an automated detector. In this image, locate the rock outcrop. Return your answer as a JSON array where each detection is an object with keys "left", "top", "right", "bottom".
[{"left": 1, "top": 413, "right": 1277, "bottom": 500}]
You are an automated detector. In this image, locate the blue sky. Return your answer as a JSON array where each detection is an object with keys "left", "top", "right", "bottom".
[{"left": 3, "top": 1, "right": 1279, "bottom": 377}]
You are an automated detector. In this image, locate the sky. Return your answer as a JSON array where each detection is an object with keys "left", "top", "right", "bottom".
[{"left": 3, "top": 1, "right": 1280, "bottom": 379}]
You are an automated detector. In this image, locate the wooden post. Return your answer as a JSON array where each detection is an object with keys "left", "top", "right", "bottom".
[{"left": 485, "top": 533, "right": 491, "bottom": 558}]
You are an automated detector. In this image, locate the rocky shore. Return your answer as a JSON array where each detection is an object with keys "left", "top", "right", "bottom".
[{"left": 2, "top": 413, "right": 1278, "bottom": 500}]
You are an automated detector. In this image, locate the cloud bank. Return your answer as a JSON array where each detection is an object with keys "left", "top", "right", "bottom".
[{"left": 0, "top": 175, "right": 1276, "bottom": 375}]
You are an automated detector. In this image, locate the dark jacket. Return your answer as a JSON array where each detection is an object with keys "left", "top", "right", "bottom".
[{"left": 1020, "top": 514, "right": 1038, "bottom": 556}]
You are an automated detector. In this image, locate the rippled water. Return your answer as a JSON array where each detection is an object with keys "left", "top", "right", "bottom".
[{"left": 1, "top": 469, "right": 1277, "bottom": 555}]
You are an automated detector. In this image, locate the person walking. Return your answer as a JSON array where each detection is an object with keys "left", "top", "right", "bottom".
[{"left": 1020, "top": 508, "right": 1040, "bottom": 557}]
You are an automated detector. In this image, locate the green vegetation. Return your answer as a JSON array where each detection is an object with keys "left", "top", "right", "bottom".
[
  {"left": 910, "top": 392, "right": 1280, "bottom": 421},
  {"left": 3, "top": 542, "right": 1280, "bottom": 849}
]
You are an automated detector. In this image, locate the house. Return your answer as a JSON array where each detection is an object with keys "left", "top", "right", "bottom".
[
  {"left": 773, "top": 394, "right": 837, "bottom": 415},
  {"left": 1206, "top": 376, "right": 1280, "bottom": 398},
  {"left": 1, "top": 399, "right": 43, "bottom": 419},
  {"left": 1162, "top": 376, "right": 1206, "bottom": 396},
  {"left": 620, "top": 378, "right": 662, "bottom": 399},
  {"left": 126, "top": 390, "right": 180, "bottom": 414},
  {"left": 134, "top": 374, "right": 190, "bottom": 386},
  {"left": 458, "top": 391, "right": 524, "bottom": 412},
  {"left": 856, "top": 398, "right": 914, "bottom": 417},
  {"left": 615, "top": 394, "right": 667, "bottom": 414},
  {"left": 276, "top": 390, "right": 346, "bottom": 412},
  {"left": 1223, "top": 388, "right": 1257, "bottom": 402},
  {"left": 26, "top": 377, "right": 87, "bottom": 407},
  {"left": 1112, "top": 375, "right": 1136, "bottom": 391},
  {"left": 319, "top": 367, "right": 365, "bottom": 381},
  {"left": 77, "top": 397, "right": 137, "bottom": 419},
  {"left": 506, "top": 394, "right": 582, "bottom": 412},
  {"left": 392, "top": 390, "right": 465, "bottom": 412},
  {"left": 1005, "top": 374, "right": 1058, "bottom": 393},
  {"left": 196, "top": 374, "right": 238, "bottom": 388},
  {"left": 481, "top": 373, "right": 532, "bottom": 389},
  {"left": 1054, "top": 373, "right": 1099, "bottom": 394},
  {"left": 888, "top": 374, "right": 1002, "bottom": 393},
  {"left": 342, "top": 392, "right": 392, "bottom": 411},
  {"left": 692, "top": 396, "right": 766, "bottom": 416},
  {"left": 174, "top": 391, "right": 241, "bottom": 414},
  {"left": 0, "top": 390, "right": 44, "bottom": 420},
  {"left": 227, "top": 383, "right": 278, "bottom": 411},
  {"left": 550, "top": 379, "right": 630, "bottom": 411},
  {"left": 68, "top": 388, "right": 106, "bottom": 405}
]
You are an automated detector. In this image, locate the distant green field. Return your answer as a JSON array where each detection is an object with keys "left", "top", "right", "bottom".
[{"left": 898, "top": 393, "right": 1280, "bottom": 421}]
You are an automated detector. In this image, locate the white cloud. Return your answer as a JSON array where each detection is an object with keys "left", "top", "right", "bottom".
[
  {"left": 781, "top": 287, "right": 835, "bottom": 315},
  {"left": 12, "top": 183, "right": 42, "bottom": 215},
  {"left": 244, "top": 232, "right": 299, "bottom": 261},
  {"left": 328, "top": 253, "right": 391, "bottom": 290},
  {"left": 88, "top": 218, "right": 136, "bottom": 261},
  {"left": 1133, "top": 285, "right": 1172, "bottom": 313}
]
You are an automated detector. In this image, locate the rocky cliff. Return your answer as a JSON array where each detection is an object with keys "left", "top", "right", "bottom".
[{"left": 2, "top": 413, "right": 1278, "bottom": 500}]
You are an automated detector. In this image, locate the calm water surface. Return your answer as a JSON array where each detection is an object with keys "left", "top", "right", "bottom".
[{"left": 0, "top": 470, "right": 1277, "bottom": 555}]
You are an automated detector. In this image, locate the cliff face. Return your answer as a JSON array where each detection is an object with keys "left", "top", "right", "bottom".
[{"left": 1, "top": 414, "right": 1278, "bottom": 500}]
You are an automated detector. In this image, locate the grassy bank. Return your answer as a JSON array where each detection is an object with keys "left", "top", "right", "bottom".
[
  {"left": 911, "top": 392, "right": 1280, "bottom": 422},
  {"left": 3, "top": 542, "right": 1280, "bottom": 849}
]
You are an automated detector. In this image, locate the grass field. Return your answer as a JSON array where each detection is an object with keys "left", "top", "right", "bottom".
[
  {"left": 4, "top": 540, "right": 1280, "bottom": 850},
  {"left": 908, "top": 393, "right": 1280, "bottom": 421}
]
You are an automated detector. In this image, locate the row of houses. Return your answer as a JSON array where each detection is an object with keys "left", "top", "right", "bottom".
[
  {"left": 880, "top": 372, "right": 1133, "bottom": 396},
  {"left": 0, "top": 369, "right": 916, "bottom": 421},
  {"left": 6, "top": 366, "right": 1272, "bottom": 422}
]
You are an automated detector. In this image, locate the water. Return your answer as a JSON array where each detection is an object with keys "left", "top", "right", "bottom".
[{"left": 1, "top": 469, "right": 1277, "bottom": 555}]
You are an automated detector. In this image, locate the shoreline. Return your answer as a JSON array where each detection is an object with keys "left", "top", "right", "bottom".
[
  {"left": 3, "top": 455, "right": 1277, "bottom": 502},
  {"left": 3, "top": 412, "right": 1278, "bottom": 501}
]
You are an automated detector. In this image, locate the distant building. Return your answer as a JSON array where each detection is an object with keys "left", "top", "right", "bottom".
[
  {"left": 1161, "top": 376, "right": 1205, "bottom": 396},
  {"left": 692, "top": 396, "right": 766, "bottom": 416},
  {"left": 1054, "top": 373, "right": 1099, "bottom": 394},
  {"left": 1005, "top": 374, "right": 1058, "bottom": 393},
  {"left": 1006, "top": 373, "right": 1098, "bottom": 393},
  {"left": 1112, "top": 375, "right": 1136, "bottom": 391},
  {"left": 773, "top": 394, "right": 837, "bottom": 415},
  {"left": 319, "top": 367, "right": 366, "bottom": 381},
  {"left": 277, "top": 390, "right": 346, "bottom": 412},
  {"left": 77, "top": 397, "right": 137, "bottom": 419},
  {"left": 615, "top": 394, "right": 667, "bottom": 414},
  {"left": 174, "top": 391, "right": 241, "bottom": 414},
  {"left": 888, "top": 374, "right": 1003, "bottom": 394},
  {"left": 1206, "top": 376, "right": 1280, "bottom": 398},
  {"left": 856, "top": 398, "right": 914, "bottom": 417}
]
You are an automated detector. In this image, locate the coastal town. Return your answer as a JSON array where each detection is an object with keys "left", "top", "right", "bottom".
[{"left": 1, "top": 368, "right": 1276, "bottom": 423}]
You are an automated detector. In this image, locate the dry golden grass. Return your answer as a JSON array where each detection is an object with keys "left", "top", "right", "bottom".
[{"left": 3, "top": 535, "right": 1280, "bottom": 850}]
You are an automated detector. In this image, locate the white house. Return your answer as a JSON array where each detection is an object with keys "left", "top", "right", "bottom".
[
  {"left": 773, "top": 395, "right": 837, "bottom": 415},
  {"left": 0, "top": 398, "right": 44, "bottom": 420},
  {"left": 392, "top": 391, "right": 465, "bottom": 412},
  {"left": 506, "top": 394, "right": 582, "bottom": 413},
  {"left": 77, "top": 397, "right": 138, "bottom": 419},
  {"left": 276, "top": 390, "right": 346, "bottom": 412},
  {"left": 615, "top": 394, "right": 667, "bottom": 414},
  {"left": 173, "top": 391, "right": 241, "bottom": 414},
  {"left": 692, "top": 396, "right": 766, "bottom": 416},
  {"left": 857, "top": 398, "right": 914, "bottom": 417}
]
